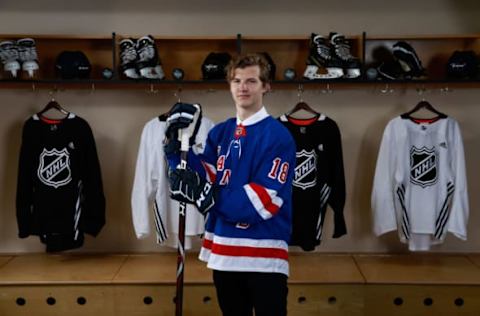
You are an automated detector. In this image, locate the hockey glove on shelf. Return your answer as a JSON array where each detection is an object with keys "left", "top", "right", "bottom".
[
  {"left": 168, "top": 168, "right": 215, "bottom": 215},
  {"left": 164, "top": 102, "right": 202, "bottom": 156}
]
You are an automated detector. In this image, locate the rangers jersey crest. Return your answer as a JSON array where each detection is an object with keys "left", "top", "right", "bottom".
[
  {"left": 410, "top": 146, "right": 437, "bottom": 188},
  {"left": 37, "top": 148, "right": 72, "bottom": 188},
  {"left": 293, "top": 149, "right": 317, "bottom": 190}
]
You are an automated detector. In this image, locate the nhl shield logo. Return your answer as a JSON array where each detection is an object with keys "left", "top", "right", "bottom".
[
  {"left": 410, "top": 146, "right": 437, "bottom": 188},
  {"left": 37, "top": 148, "right": 72, "bottom": 188},
  {"left": 293, "top": 149, "right": 317, "bottom": 190}
]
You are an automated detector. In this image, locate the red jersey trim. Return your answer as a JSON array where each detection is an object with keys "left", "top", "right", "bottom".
[
  {"left": 40, "top": 116, "right": 63, "bottom": 124},
  {"left": 410, "top": 117, "right": 442, "bottom": 124},
  {"left": 249, "top": 183, "right": 280, "bottom": 215},
  {"left": 287, "top": 116, "right": 318, "bottom": 126},
  {"left": 211, "top": 243, "right": 288, "bottom": 260}
]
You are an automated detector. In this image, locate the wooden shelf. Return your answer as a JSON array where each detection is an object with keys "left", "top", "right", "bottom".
[{"left": 0, "top": 33, "right": 479, "bottom": 88}]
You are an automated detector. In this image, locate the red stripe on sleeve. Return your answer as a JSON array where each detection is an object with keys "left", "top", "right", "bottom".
[
  {"left": 202, "top": 161, "right": 217, "bottom": 183},
  {"left": 249, "top": 183, "right": 280, "bottom": 215}
]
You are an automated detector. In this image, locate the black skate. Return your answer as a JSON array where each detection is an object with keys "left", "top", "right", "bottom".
[
  {"left": 136, "top": 35, "right": 165, "bottom": 79},
  {"left": 0, "top": 40, "right": 21, "bottom": 78},
  {"left": 303, "top": 33, "right": 343, "bottom": 80},
  {"left": 392, "top": 41, "right": 425, "bottom": 78},
  {"left": 119, "top": 38, "right": 140, "bottom": 79},
  {"left": 329, "top": 32, "right": 361, "bottom": 78},
  {"left": 17, "top": 38, "right": 39, "bottom": 78}
]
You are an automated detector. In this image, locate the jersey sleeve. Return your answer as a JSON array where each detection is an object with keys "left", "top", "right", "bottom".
[
  {"left": 214, "top": 133, "right": 296, "bottom": 225},
  {"left": 326, "top": 120, "right": 347, "bottom": 238},
  {"left": 131, "top": 122, "right": 158, "bottom": 239},
  {"left": 79, "top": 120, "right": 106, "bottom": 237},
  {"left": 16, "top": 120, "right": 35, "bottom": 238},
  {"left": 371, "top": 121, "right": 398, "bottom": 236},
  {"left": 446, "top": 120, "right": 469, "bottom": 240}
]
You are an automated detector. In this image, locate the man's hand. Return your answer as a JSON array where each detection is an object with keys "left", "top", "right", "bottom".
[{"left": 169, "top": 168, "right": 215, "bottom": 214}]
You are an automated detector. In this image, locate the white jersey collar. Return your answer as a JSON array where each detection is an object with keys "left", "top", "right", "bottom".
[{"left": 236, "top": 106, "right": 269, "bottom": 126}]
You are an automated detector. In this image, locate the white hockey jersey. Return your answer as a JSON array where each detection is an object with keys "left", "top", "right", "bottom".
[
  {"left": 131, "top": 114, "right": 214, "bottom": 248},
  {"left": 371, "top": 116, "right": 469, "bottom": 251}
]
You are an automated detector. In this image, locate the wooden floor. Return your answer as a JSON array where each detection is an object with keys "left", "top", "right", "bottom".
[{"left": 1, "top": 253, "right": 480, "bottom": 315}]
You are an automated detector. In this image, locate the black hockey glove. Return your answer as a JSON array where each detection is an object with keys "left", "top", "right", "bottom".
[
  {"left": 164, "top": 103, "right": 202, "bottom": 156},
  {"left": 169, "top": 168, "right": 216, "bottom": 215},
  {"left": 163, "top": 130, "right": 181, "bottom": 156}
]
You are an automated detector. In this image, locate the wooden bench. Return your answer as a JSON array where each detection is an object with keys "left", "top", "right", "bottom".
[{"left": 1, "top": 253, "right": 480, "bottom": 316}]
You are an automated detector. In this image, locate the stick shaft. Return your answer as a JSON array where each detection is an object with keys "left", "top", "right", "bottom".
[{"left": 175, "top": 149, "right": 188, "bottom": 316}]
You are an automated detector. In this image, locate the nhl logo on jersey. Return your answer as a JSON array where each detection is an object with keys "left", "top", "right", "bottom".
[
  {"left": 37, "top": 148, "right": 72, "bottom": 188},
  {"left": 293, "top": 149, "right": 317, "bottom": 190},
  {"left": 410, "top": 146, "right": 437, "bottom": 188}
]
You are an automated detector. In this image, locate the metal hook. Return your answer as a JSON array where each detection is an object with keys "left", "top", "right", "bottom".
[
  {"left": 321, "top": 83, "right": 333, "bottom": 94},
  {"left": 380, "top": 83, "right": 394, "bottom": 94},
  {"left": 174, "top": 85, "right": 182, "bottom": 102},
  {"left": 416, "top": 84, "right": 426, "bottom": 95},
  {"left": 297, "top": 84, "right": 304, "bottom": 102},
  {"left": 147, "top": 84, "right": 158, "bottom": 95},
  {"left": 440, "top": 86, "right": 451, "bottom": 94},
  {"left": 416, "top": 84, "right": 427, "bottom": 101},
  {"left": 206, "top": 88, "right": 217, "bottom": 94},
  {"left": 49, "top": 87, "right": 57, "bottom": 101}
]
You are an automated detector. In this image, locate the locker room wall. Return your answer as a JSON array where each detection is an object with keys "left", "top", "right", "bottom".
[{"left": 1, "top": 0, "right": 480, "bottom": 253}]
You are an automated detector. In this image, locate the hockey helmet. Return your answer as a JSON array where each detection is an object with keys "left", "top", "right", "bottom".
[
  {"left": 202, "top": 52, "right": 231, "bottom": 80},
  {"left": 55, "top": 51, "right": 91, "bottom": 79},
  {"left": 446, "top": 50, "right": 478, "bottom": 79}
]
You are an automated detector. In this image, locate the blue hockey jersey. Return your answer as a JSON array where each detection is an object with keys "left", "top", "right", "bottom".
[{"left": 189, "top": 107, "right": 296, "bottom": 276}]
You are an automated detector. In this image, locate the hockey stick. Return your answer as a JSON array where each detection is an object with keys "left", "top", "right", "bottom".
[
  {"left": 174, "top": 104, "right": 200, "bottom": 316},
  {"left": 175, "top": 144, "right": 188, "bottom": 316}
]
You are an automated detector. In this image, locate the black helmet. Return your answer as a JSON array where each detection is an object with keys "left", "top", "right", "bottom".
[
  {"left": 201, "top": 52, "right": 231, "bottom": 80},
  {"left": 55, "top": 51, "right": 91, "bottom": 79},
  {"left": 446, "top": 50, "right": 478, "bottom": 79}
]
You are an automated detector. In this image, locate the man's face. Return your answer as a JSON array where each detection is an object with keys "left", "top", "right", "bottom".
[{"left": 230, "top": 65, "right": 269, "bottom": 112}]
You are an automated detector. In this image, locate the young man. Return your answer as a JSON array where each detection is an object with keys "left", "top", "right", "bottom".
[{"left": 166, "top": 53, "right": 296, "bottom": 316}]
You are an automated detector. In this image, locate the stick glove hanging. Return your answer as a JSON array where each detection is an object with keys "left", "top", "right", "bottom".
[
  {"left": 164, "top": 103, "right": 202, "bottom": 155},
  {"left": 169, "top": 168, "right": 216, "bottom": 215}
]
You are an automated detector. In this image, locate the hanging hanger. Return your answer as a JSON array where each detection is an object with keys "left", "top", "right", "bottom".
[
  {"left": 38, "top": 90, "right": 69, "bottom": 117},
  {"left": 286, "top": 84, "right": 318, "bottom": 117},
  {"left": 401, "top": 89, "right": 447, "bottom": 119}
]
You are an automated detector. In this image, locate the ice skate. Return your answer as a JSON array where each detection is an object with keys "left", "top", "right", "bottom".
[
  {"left": 136, "top": 35, "right": 165, "bottom": 79},
  {"left": 0, "top": 40, "right": 21, "bottom": 78},
  {"left": 17, "top": 38, "right": 39, "bottom": 78},
  {"left": 329, "top": 32, "right": 361, "bottom": 78},
  {"left": 303, "top": 33, "right": 343, "bottom": 80},
  {"left": 119, "top": 38, "right": 140, "bottom": 79}
]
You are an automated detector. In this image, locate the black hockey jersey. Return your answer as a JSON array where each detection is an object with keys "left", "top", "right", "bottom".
[
  {"left": 16, "top": 113, "right": 105, "bottom": 252},
  {"left": 279, "top": 114, "right": 346, "bottom": 251}
]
